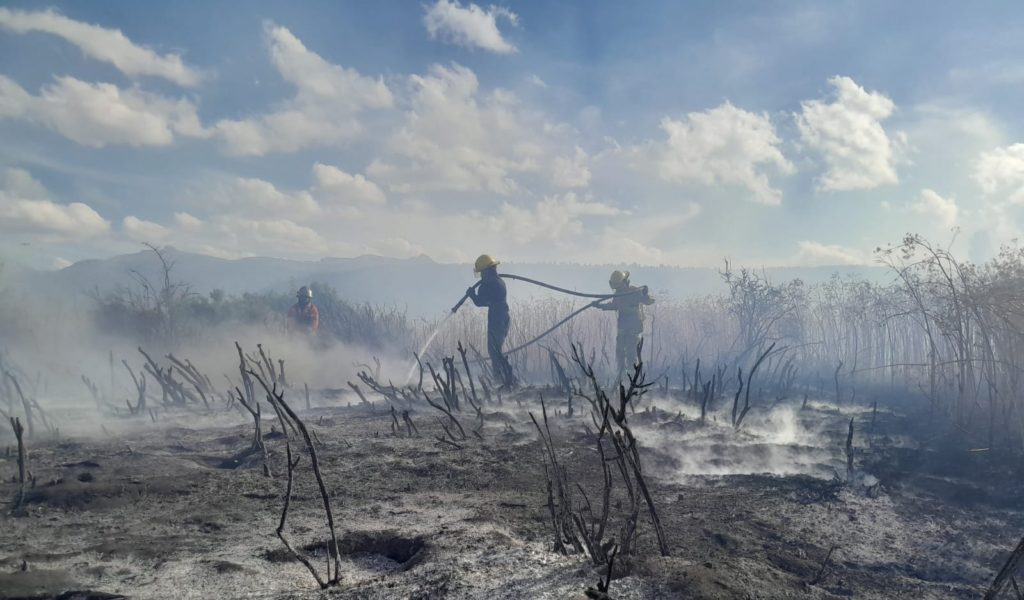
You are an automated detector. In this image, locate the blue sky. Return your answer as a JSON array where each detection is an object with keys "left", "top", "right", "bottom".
[{"left": 1, "top": 0, "right": 1024, "bottom": 270}]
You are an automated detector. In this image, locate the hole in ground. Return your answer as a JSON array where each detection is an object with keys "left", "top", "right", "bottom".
[{"left": 265, "top": 531, "right": 427, "bottom": 572}]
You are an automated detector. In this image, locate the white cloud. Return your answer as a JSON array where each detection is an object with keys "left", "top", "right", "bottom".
[
  {"left": 423, "top": 0, "right": 518, "bottom": 54},
  {"left": 974, "top": 143, "right": 1024, "bottom": 204},
  {"left": 369, "top": 236, "right": 425, "bottom": 258},
  {"left": 0, "top": 8, "right": 202, "bottom": 86},
  {"left": 0, "top": 75, "right": 32, "bottom": 120},
  {"left": 370, "top": 63, "right": 588, "bottom": 195},
  {"left": 796, "top": 76, "right": 899, "bottom": 191},
  {"left": 0, "top": 74, "right": 206, "bottom": 147},
  {"left": 0, "top": 165, "right": 47, "bottom": 199},
  {"left": 552, "top": 147, "right": 591, "bottom": 188},
  {"left": 949, "top": 61, "right": 1024, "bottom": 89},
  {"left": 589, "top": 232, "right": 667, "bottom": 265},
  {"left": 636, "top": 102, "right": 792, "bottom": 205},
  {"left": 490, "top": 192, "right": 621, "bottom": 244},
  {"left": 123, "top": 215, "right": 171, "bottom": 242},
  {"left": 231, "top": 218, "right": 323, "bottom": 247},
  {"left": 212, "top": 23, "right": 393, "bottom": 156},
  {"left": 121, "top": 172, "right": 661, "bottom": 264},
  {"left": 794, "top": 241, "right": 866, "bottom": 266},
  {"left": 102, "top": 208, "right": 360, "bottom": 261},
  {"left": 173, "top": 211, "right": 204, "bottom": 231},
  {"left": 220, "top": 177, "right": 320, "bottom": 219},
  {"left": 911, "top": 104, "right": 1002, "bottom": 150},
  {"left": 165, "top": 168, "right": 386, "bottom": 259},
  {"left": 911, "top": 189, "right": 958, "bottom": 229},
  {"left": 0, "top": 168, "right": 109, "bottom": 237},
  {"left": 312, "top": 163, "right": 386, "bottom": 206}
]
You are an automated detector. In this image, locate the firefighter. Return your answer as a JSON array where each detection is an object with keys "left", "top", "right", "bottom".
[
  {"left": 466, "top": 254, "right": 516, "bottom": 388},
  {"left": 597, "top": 270, "right": 654, "bottom": 377},
  {"left": 287, "top": 286, "right": 320, "bottom": 335}
]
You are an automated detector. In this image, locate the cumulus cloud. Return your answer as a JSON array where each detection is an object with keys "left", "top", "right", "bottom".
[
  {"left": 910, "top": 104, "right": 1002, "bottom": 150},
  {"left": 170, "top": 167, "right": 388, "bottom": 258},
  {"left": 108, "top": 209, "right": 359, "bottom": 261},
  {"left": 369, "top": 236, "right": 425, "bottom": 258},
  {"left": 219, "top": 177, "right": 320, "bottom": 219},
  {"left": 212, "top": 23, "right": 392, "bottom": 156},
  {"left": 116, "top": 171, "right": 643, "bottom": 264},
  {"left": 0, "top": 74, "right": 206, "bottom": 147},
  {"left": 589, "top": 232, "right": 667, "bottom": 265},
  {"left": 231, "top": 218, "right": 323, "bottom": 248},
  {"left": 312, "top": 163, "right": 386, "bottom": 206},
  {"left": 796, "top": 76, "right": 900, "bottom": 191},
  {"left": 528, "top": 74, "right": 547, "bottom": 88},
  {"left": 635, "top": 102, "right": 792, "bottom": 205},
  {"left": 123, "top": 215, "right": 171, "bottom": 242},
  {"left": 974, "top": 143, "right": 1024, "bottom": 204},
  {"left": 423, "top": 0, "right": 518, "bottom": 54},
  {"left": 173, "top": 211, "right": 204, "bottom": 231},
  {"left": 490, "top": 192, "right": 621, "bottom": 244},
  {"left": 0, "top": 168, "right": 109, "bottom": 237},
  {"left": 911, "top": 189, "right": 958, "bottom": 229},
  {"left": 0, "top": 8, "right": 202, "bottom": 86},
  {"left": 370, "top": 63, "right": 589, "bottom": 195},
  {"left": 794, "top": 241, "right": 866, "bottom": 266},
  {"left": 552, "top": 147, "right": 591, "bottom": 188}
]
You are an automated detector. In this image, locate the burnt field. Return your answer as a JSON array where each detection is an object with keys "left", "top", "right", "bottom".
[
  {"left": 2, "top": 378, "right": 1023, "bottom": 600},
  {"left": 5, "top": 237, "right": 1024, "bottom": 598}
]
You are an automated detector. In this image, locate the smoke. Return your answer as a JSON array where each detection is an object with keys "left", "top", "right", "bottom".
[
  {"left": 0, "top": 287, "right": 411, "bottom": 439},
  {"left": 2, "top": 270, "right": 876, "bottom": 485},
  {"left": 633, "top": 396, "right": 861, "bottom": 480}
]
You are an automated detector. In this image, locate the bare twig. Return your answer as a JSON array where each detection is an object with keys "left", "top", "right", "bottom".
[
  {"left": 9, "top": 417, "right": 26, "bottom": 511},
  {"left": 811, "top": 544, "right": 838, "bottom": 586},
  {"left": 276, "top": 445, "right": 327, "bottom": 587},
  {"left": 986, "top": 535, "right": 1024, "bottom": 600}
]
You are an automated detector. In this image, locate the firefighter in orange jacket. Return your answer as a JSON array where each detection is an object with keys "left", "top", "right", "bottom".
[{"left": 287, "top": 286, "right": 319, "bottom": 335}]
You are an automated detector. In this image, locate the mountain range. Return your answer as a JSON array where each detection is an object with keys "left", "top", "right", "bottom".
[{"left": 9, "top": 248, "right": 893, "bottom": 318}]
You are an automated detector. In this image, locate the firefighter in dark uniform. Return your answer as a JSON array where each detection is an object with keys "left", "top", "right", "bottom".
[
  {"left": 466, "top": 254, "right": 516, "bottom": 388},
  {"left": 597, "top": 270, "right": 654, "bottom": 378}
]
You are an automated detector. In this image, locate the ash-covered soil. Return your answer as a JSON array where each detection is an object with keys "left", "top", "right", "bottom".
[{"left": 2, "top": 390, "right": 1022, "bottom": 599}]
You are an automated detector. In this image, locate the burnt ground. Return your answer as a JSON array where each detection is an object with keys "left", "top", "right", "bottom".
[{"left": 1, "top": 389, "right": 1023, "bottom": 600}]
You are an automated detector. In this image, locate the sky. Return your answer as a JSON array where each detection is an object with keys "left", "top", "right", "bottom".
[{"left": 1, "top": 0, "right": 1024, "bottom": 271}]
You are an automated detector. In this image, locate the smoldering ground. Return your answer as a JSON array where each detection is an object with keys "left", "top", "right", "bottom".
[
  {"left": 1, "top": 375, "right": 1019, "bottom": 599},
  {"left": 4, "top": 242, "right": 1024, "bottom": 599}
]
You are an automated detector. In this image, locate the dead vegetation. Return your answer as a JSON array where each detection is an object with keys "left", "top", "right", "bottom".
[
  {"left": 5, "top": 234, "right": 1024, "bottom": 597},
  {"left": 248, "top": 363, "right": 343, "bottom": 589}
]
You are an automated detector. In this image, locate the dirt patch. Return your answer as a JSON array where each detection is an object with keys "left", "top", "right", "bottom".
[
  {"left": 23, "top": 480, "right": 136, "bottom": 511},
  {"left": 0, "top": 569, "right": 80, "bottom": 599},
  {"left": 205, "top": 559, "right": 250, "bottom": 574},
  {"left": 85, "top": 535, "right": 191, "bottom": 562}
]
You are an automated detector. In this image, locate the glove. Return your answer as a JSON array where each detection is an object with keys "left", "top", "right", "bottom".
[
  {"left": 466, "top": 287, "right": 475, "bottom": 297},
  {"left": 641, "top": 285, "right": 649, "bottom": 295}
]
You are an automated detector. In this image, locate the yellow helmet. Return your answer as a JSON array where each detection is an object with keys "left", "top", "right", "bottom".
[
  {"left": 609, "top": 270, "right": 629, "bottom": 290},
  {"left": 474, "top": 254, "right": 499, "bottom": 275}
]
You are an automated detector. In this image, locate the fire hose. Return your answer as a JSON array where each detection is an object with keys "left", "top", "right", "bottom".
[{"left": 450, "top": 273, "right": 647, "bottom": 358}]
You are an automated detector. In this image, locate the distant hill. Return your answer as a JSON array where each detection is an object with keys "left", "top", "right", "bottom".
[{"left": 16, "top": 248, "right": 893, "bottom": 318}]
